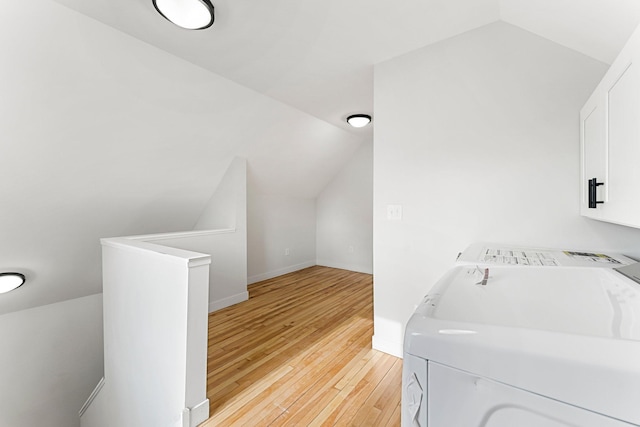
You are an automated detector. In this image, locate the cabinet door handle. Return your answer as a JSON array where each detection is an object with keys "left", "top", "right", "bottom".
[{"left": 588, "top": 178, "right": 604, "bottom": 208}]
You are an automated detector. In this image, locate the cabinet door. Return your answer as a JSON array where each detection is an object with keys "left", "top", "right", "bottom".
[
  {"left": 580, "top": 92, "right": 606, "bottom": 219},
  {"left": 580, "top": 24, "right": 640, "bottom": 229},
  {"left": 604, "top": 49, "right": 640, "bottom": 227}
]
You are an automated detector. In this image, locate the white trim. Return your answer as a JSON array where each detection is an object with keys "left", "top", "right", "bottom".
[
  {"left": 78, "top": 377, "right": 105, "bottom": 417},
  {"left": 187, "top": 257, "right": 212, "bottom": 268},
  {"left": 247, "top": 261, "right": 316, "bottom": 285},
  {"left": 209, "top": 292, "right": 249, "bottom": 312},
  {"left": 125, "top": 228, "right": 236, "bottom": 242},
  {"left": 182, "top": 399, "right": 209, "bottom": 427},
  {"left": 101, "top": 237, "right": 211, "bottom": 267},
  {"left": 102, "top": 230, "right": 236, "bottom": 267},
  {"left": 190, "top": 399, "right": 210, "bottom": 427},
  {"left": 182, "top": 408, "right": 190, "bottom": 427},
  {"left": 315, "top": 259, "right": 373, "bottom": 275},
  {"left": 372, "top": 335, "right": 403, "bottom": 358}
]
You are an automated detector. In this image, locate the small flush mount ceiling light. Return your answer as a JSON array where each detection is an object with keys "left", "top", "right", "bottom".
[
  {"left": 0, "top": 273, "right": 26, "bottom": 294},
  {"left": 346, "top": 114, "right": 372, "bottom": 128},
  {"left": 152, "top": 0, "right": 215, "bottom": 30}
]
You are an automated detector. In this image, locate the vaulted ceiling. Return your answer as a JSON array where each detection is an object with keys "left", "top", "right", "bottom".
[
  {"left": 2, "top": 0, "right": 640, "bottom": 316},
  {"left": 53, "top": 0, "right": 640, "bottom": 132}
]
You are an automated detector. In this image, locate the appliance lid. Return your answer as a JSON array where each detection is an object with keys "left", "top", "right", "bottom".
[{"left": 422, "top": 265, "right": 640, "bottom": 341}]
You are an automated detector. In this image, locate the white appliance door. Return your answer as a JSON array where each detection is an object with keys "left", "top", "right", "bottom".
[{"left": 428, "top": 362, "right": 636, "bottom": 427}]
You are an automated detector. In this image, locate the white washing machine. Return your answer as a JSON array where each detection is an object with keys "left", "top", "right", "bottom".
[{"left": 402, "top": 262, "right": 640, "bottom": 427}]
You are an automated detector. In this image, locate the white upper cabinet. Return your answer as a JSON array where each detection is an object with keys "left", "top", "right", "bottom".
[
  {"left": 580, "top": 90, "right": 606, "bottom": 221},
  {"left": 580, "top": 24, "right": 640, "bottom": 229}
]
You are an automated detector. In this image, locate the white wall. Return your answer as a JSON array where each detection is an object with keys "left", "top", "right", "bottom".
[
  {"left": 247, "top": 186, "right": 317, "bottom": 283},
  {"left": 194, "top": 158, "right": 246, "bottom": 231},
  {"left": 194, "top": 157, "right": 248, "bottom": 310},
  {"left": 82, "top": 239, "right": 210, "bottom": 427},
  {"left": 316, "top": 141, "right": 373, "bottom": 274},
  {"left": 0, "top": 294, "right": 103, "bottom": 427},
  {"left": 373, "top": 21, "right": 640, "bottom": 357}
]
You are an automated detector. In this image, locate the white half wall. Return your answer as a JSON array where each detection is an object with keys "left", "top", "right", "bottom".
[
  {"left": 117, "top": 159, "right": 248, "bottom": 313},
  {"left": 82, "top": 238, "right": 210, "bottom": 427},
  {"left": 316, "top": 141, "right": 373, "bottom": 274},
  {"left": 0, "top": 294, "right": 103, "bottom": 427},
  {"left": 137, "top": 159, "right": 248, "bottom": 312},
  {"left": 131, "top": 230, "right": 247, "bottom": 313},
  {"left": 373, "top": 21, "right": 640, "bottom": 357}
]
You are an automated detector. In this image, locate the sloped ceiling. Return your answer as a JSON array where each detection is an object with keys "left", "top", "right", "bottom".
[
  {"left": 2, "top": 0, "right": 640, "bottom": 315},
  {"left": 52, "top": 0, "right": 640, "bottom": 131},
  {"left": 0, "top": 0, "right": 361, "bottom": 315},
  {"left": 500, "top": 0, "right": 640, "bottom": 64}
]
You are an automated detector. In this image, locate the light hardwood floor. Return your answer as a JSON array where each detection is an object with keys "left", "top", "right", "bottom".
[{"left": 203, "top": 266, "right": 402, "bottom": 426}]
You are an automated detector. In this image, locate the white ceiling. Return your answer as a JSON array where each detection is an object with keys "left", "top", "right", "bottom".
[
  {"left": 53, "top": 0, "right": 640, "bottom": 132},
  {"left": 500, "top": 0, "right": 640, "bottom": 64}
]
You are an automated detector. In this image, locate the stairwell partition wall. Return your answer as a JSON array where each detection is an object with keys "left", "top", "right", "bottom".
[
  {"left": 81, "top": 236, "right": 211, "bottom": 427},
  {"left": 128, "top": 229, "right": 249, "bottom": 312}
]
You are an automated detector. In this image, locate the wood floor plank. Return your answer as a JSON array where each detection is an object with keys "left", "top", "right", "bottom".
[
  {"left": 202, "top": 266, "right": 402, "bottom": 427},
  {"left": 218, "top": 324, "right": 370, "bottom": 426},
  {"left": 385, "top": 403, "right": 402, "bottom": 427},
  {"left": 349, "top": 358, "right": 403, "bottom": 426},
  {"left": 268, "top": 345, "right": 378, "bottom": 427},
  {"left": 312, "top": 352, "right": 396, "bottom": 426},
  {"left": 263, "top": 343, "right": 373, "bottom": 426}
]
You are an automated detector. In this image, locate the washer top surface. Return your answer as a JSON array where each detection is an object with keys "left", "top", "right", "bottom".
[{"left": 425, "top": 265, "right": 640, "bottom": 340}]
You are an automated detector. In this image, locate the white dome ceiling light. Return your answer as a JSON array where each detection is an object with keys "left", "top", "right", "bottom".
[
  {"left": 346, "top": 114, "right": 372, "bottom": 128},
  {"left": 152, "top": 0, "right": 215, "bottom": 30},
  {"left": 0, "top": 273, "right": 26, "bottom": 294}
]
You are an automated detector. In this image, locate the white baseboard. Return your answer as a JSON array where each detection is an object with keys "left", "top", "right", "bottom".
[
  {"left": 183, "top": 398, "right": 209, "bottom": 427},
  {"left": 247, "top": 260, "right": 316, "bottom": 285},
  {"left": 372, "top": 335, "right": 403, "bottom": 358},
  {"left": 79, "top": 376, "right": 105, "bottom": 417},
  {"left": 209, "top": 292, "right": 248, "bottom": 312},
  {"left": 315, "top": 259, "right": 373, "bottom": 275}
]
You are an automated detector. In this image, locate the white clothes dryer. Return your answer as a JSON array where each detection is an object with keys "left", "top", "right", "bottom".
[{"left": 402, "top": 263, "right": 640, "bottom": 427}]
